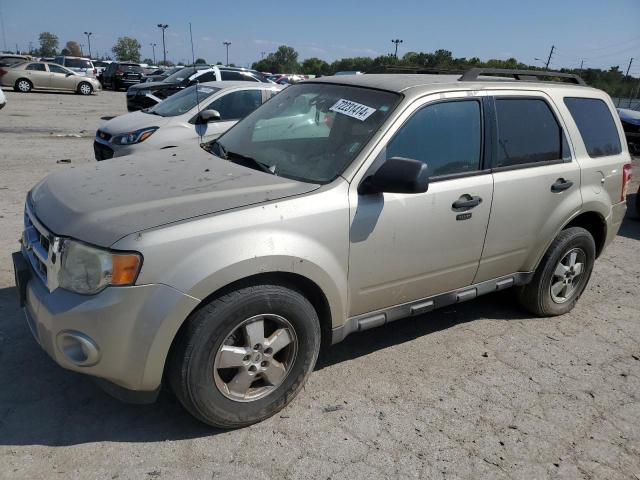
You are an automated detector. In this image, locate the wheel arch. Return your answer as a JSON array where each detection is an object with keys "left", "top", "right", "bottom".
[{"left": 563, "top": 210, "right": 607, "bottom": 257}]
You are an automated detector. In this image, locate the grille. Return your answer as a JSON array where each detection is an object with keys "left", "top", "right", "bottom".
[
  {"left": 94, "top": 140, "right": 114, "bottom": 161},
  {"left": 22, "top": 203, "right": 52, "bottom": 285}
]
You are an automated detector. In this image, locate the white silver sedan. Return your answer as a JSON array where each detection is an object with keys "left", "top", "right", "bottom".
[{"left": 94, "top": 81, "right": 282, "bottom": 160}]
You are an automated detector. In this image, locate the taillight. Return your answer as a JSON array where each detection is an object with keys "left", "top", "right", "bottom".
[
  {"left": 621, "top": 163, "right": 632, "bottom": 202},
  {"left": 0, "top": 68, "right": 6, "bottom": 77},
  {"left": 115, "top": 70, "right": 124, "bottom": 76}
]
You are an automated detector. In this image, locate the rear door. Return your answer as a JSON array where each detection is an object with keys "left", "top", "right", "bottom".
[
  {"left": 24, "top": 63, "right": 50, "bottom": 88},
  {"left": 475, "top": 92, "right": 582, "bottom": 282}
]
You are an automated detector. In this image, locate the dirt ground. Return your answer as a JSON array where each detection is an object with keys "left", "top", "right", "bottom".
[{"left": 0, "top": 90, "right": 639, "bottom": 480}]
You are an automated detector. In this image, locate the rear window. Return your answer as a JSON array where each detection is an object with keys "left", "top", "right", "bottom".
[
  {"left": 120, "top": 64, "right": 143, "bottom": 73},
  {"left": 564, "top": 97, "right": 622, "bottom": 157},
  {"left": 495, "top": 98, "right": 564, "bottom": 167},
  {"left": 65, "top": 58, "right": 92, "bottom": 69}
]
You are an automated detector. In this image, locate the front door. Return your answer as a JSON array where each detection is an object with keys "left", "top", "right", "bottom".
[
  {"left": 475, "top": 92, "right": 583, "bottom": 282},
  {"left": 47, "top": 63, "right": 73, "bottom": 90},
  {"left": 348, "top": 95, "right": 493, "bottom": 317}
]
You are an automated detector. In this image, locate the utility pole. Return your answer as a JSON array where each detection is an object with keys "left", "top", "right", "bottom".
[
  {"left": 625, "top": 57, "right": 634, "bottom": 77},
  {"left": 28, "top": 41, "right": 33, "bottom": 54},
  {"left": 260, "top": 51, "right": 265, "bottom": 59},
  {"left": 545, "top": 45, "right": 555, "bottom": 69},
  {"left": 223, "top": 41, "right": 231, "bottom": 65},
  {"left": 80, "top": 43, "right": 84, "bottom": 56},
  {"left": 623, "top": 58, "right": 634, "bottom": 107},
  {"left": 579, "top": 59, "right": 584, "bottom": 72},
  {"left": 150, "top": 43, "right": 157, "bottom": 64},
  {"left": 391, "top": 39, "right": 403, "bottom": 58},
  {"left": 83, "top": 32, "right": 92, "bottom": 59},
  {"left": 157, "top": 24, "right": 169, "bottom": 64}
]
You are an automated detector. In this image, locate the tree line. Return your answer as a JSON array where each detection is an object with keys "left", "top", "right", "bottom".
[{"left": 31, "top": 33, "right": 639, "bottom": 98}]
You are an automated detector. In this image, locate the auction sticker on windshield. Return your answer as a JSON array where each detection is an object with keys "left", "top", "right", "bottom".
[{"left": 330, "top": 99, "right": 376, "bottom": 121}]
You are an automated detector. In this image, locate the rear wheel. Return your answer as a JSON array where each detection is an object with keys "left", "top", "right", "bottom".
[
  {"left": 14, "top": 78, "right": 32, "bottom": 93},
  {"left": 77, "top": 82, "right": 93, "bottom": 95},
  {"left": 169, "top": 282, "right": 321, "bottom": 428},
  {"left": 518, "top": 227, "right": 595, "bottom": 316}
]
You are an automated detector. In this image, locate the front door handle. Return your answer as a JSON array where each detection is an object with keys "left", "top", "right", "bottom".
[
  {"left": 452, "top": 195, "right": 482, "bottom": 210},
  {"left": 551, "top": 178, "right": 574, "bottom": 193}
]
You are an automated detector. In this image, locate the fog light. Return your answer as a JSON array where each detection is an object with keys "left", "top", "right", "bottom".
[{"left": 56, "top": 331, "right": 100, "bottom": 367}]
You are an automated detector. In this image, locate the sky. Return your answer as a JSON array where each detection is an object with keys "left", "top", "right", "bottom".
[{"left": 0, "top": 0, "right": 639, "bottom": 75}]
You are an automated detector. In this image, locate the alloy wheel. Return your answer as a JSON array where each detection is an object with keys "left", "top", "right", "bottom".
[
  {"left": 17, "top": 80, "right": 31, "bottom": 92},
  {"left": 550, "top": 247, "right": 586, "bottom": 303},
  {"left": 213, "top": 314, "right": 298, "bottom": 402}
]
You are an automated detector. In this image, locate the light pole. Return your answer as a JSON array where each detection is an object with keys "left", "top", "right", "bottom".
[
  {"left": 391, "top": 39, "right": 403, "bottom": 58},
  {"left": 80, "top": 43, "right": 84, "bottom": 56},
  {"left": 150, "top": 42, "right": 157, "bottom": 65},
  {"left": 157, "top": 24, "right": 169, "bottom": 64},
  {"left": 83, "top": 31, "right": 92, "bottom": 59},
  {"left": 261, "top": 51, "right": 265, "bottom": 59},
  {"left": 223, "top": 41, "right": 231, "bottom": 65}
]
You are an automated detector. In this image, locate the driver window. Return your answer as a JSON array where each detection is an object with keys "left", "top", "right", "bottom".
[
  {"left": 205, "top": 90, "right": 262, "bottom": 121},
  {"left": 387, "top": 100, "right": 482, "bottom": 177}
]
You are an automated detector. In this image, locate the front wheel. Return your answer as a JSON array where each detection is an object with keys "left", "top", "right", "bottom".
[
  {"left": 518, "top": 227, "right": 595, "bottom": 316},
  {"left": 78, "top": 82, "right": 93, "bottom": 95},
  {"left": 168, "top": 283, "right": 321, "bottom": 428}
]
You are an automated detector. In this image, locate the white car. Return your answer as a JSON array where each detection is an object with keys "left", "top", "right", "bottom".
[
  {"left": 0, "top": 87, "right": 6, "bottom": 109},
  {"left": 94, "top": 81, "right": 282, "bottom": 160}
]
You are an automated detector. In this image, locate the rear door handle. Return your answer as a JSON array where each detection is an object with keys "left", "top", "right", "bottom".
[
  {"left": 551, "top": 178, "right": 573, "bottom": 193},
  {"left": 452, "top": 195, "right": 482, "bottom": 210}
]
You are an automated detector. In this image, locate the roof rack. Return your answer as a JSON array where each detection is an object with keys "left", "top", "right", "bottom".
[
  {"left": 459, "top": 68, "right": 586, "bottom": 85},
  {"left": 366, "top": 64, "right": 464, "bottom": 75}
]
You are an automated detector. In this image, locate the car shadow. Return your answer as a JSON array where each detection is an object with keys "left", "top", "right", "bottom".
[{"left": 615, "top": 194, "right": 640, "bottom": 241}]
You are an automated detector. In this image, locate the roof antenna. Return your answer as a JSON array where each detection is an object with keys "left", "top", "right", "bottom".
[{"left": 189, "top": 22, "right": 203, "bottom": 145}]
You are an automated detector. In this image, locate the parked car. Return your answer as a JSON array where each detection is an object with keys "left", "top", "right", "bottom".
[
  {"left": 0, "top": 61, "right": 101, "bottom": 94},
  {"left": 13, "top": 69, "right": 631, "bottom": 428},
  {"left": 0, "top": 54, "right": 29, "bottom": 67},
  {"left": 334, "top": 70, "right": 364, "bottom": 76},
  {"left": 143, "top": 66, "right": 182, "bottom": 83},
  {"left": 0, "top": 87, "right": 6, "bottom": 109},
  {"left": 101, "top": 62, "right": 144, "bottom": 90},
  {"left": 126, "top": 66, "right": 271, "bottom": 111},
  {"left": 94, "top": 82, "right": 282, "bottom": 160},
  {"left": 617, "top": 108, "right": 640, "bottom": 155},
  {"left": 54, "top": 56, "right": 96, "bottom": 77},
  {"left": 93, "top": 60, "right": 112, "bottom": 83}
]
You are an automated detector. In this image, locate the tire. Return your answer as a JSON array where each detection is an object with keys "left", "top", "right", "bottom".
[
  {"left": 14, "top": 78, "right": 32, "bottom": 93},
  {"left": 77, "top": 81, "right": 92, "bottom": 95},
  {"left": 517, "top": 227, "right": 596, "bottom": 316},
  {"left": 168, "top": 282, "right": 321, "bottom": 428}
]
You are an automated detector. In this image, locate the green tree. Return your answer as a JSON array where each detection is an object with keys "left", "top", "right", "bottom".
[
  {"left": 112, "top": 36, "right": 141, "bottom": 62},
  {"left": 38, "top": 32, "right": 58, "bottom": 57},
  {"left": 194, "top": 58, "right": 207, "bottom": 64},
  {"left": 252, "top": 45, "right": 300, "bottom": 73},
  {"left": 142, "top": 58, "right": 154, "bottom": 65},
  {"left": 301, "top": 57, "right": 330, "bottom": 76}
]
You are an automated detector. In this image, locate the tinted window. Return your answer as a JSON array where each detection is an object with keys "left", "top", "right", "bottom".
[
  {"left": 120, "top": 64, "right": 143, "bottom": 73},
  {"left": 195, "top": 71, "right": 218, "bottom": 83},
  {"left": 48, "top": 64, "right": 69, "bottom": 74},
  {"left": 26, "top": 63, "right": 46, "bottom": 71},
  {"left": 165, "top": 67, "right": 197, "bottom": 83},
  {"left": 206, "top": 90, "right": 262, "bottom": 120},
  {"left": 150, "top": 84, "right": 220, "bottom": 117},
  {"left": 221, "top": 71, "right": 259, "bottom": 82},
  {"left": 387, "top": 100, "right": 481, "bottom": 177},
  {"left": 65, "top": 58, "right": 92, "bottom": 69},
  {"left": 564, "top": 97, "right": 621, "bottom": 157},
  {"left": 495, "top": 98, "right": 563, "bottom": 167}
]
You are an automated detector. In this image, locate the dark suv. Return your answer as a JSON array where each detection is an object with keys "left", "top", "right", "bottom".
[
  {"left": 125, "top": 65, "right": 271, "bottom": 111},
  {"left": 102, "top": 62, "right": 144, "bottom": 91}
]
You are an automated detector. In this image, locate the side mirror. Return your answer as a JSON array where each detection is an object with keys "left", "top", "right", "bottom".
[
  {"left": 359, "top": 156, "right": 429, "bottom": 194},
  {"left": 197, "top": 109, "right": 221, "bottom": 123},
  {"left": 65, "top": 73, "right": 73, "bottom": 77}
]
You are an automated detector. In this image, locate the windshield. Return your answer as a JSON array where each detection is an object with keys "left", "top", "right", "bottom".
[
  {"left": 211, "top": 83, "right": 400, "bottom": 183},
  {"left": 164, "top": 67, "right": 198, "bottom": 83},
  {"left": 148, "top": 84, "right": 220, "bottom": 117}
]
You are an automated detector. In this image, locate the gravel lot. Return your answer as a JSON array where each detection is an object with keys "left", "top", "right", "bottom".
[{"left": 0, "top": 90, "right": 639, "bottom": 480}]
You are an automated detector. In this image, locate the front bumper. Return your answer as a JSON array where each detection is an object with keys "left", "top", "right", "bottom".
[{"left": 14, "top": 251, "right": 200, "bottom": 400}]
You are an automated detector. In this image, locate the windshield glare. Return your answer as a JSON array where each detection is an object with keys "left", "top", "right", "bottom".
[
  {"left": 164, "top": 67, "right": 198, "bottom": 83},
  {"left": 148, "top": 84, "right": 220, "bottom": 117},
  {"left": 212, "top": 83, "right": 400, "bottom": 183}
]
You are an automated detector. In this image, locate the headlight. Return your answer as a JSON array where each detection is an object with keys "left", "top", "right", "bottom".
[
  {"left": 58, "top": 239, "right": 142, "bottom": 294},
  {"left": 112, "top": 127, "right": 158, "bottom": 145}
]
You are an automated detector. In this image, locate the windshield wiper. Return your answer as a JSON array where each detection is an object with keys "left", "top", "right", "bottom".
[{"left": 226, "top": 150, "right": 275, "bottom": 175}]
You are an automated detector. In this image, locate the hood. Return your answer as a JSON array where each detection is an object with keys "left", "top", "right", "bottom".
[
  {"left": 100, "top": 111, "right": 172, "bottom": 135},
  {"left": 30, "top": 145, "right": 320, "bottom": 247},
  {"left": 618, "top": 108, "right": 640, "bottom": 125},
  {"left": 128, "top": 80, "right": 179, "bottom": 92}
]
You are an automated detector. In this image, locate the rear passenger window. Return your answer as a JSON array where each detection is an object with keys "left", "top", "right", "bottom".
[
  {"left": 26, "top": 63, "right": 46, "bottom": 71},
  {"left": 563, "top": 97, "right": 621, "bottom": 157},
  {"left": 495, "top": 98, "right": 564, "bottom": 167},
  {"left": 386, "top": 100, "right": 481, "bottom": 177}
]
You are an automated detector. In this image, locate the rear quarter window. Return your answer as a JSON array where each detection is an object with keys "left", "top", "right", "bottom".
[{"left": 563, "top": 97, "right": 622, "bottom": 157}]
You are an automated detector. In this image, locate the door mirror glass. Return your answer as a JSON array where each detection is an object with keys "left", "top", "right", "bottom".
[
  {"left": 198, "top": 109, "right": 221, "bottom": 123},
  {"left": 360, "top": 156, "right": 429, "bottom": 194}
]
